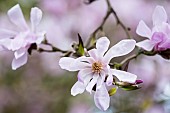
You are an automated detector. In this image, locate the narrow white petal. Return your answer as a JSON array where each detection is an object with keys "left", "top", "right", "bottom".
[
  {"left": 104, "top": 39, "right": 136, "bottom": 64},
  {"left": 0, "top": 29, "right": 17, "bottom": 39},
  {"left": 86, "top": 74, "right": 99, "bottom": 93},
  {"left": 31, "top": 7, "right": 43, "bottom": 31},
  {"left": 136, "top": 20, "right": 152, "bottom": 38},
  {"left": 35, "top": 31, "right": 46, "bottom": 44},
  {"left": 8, "top": 4, "right": 28, "bottom": 30},
  {"left": 136, "top": 39, "right": 154, "bottom": 51},
  {"left": 94, "top": 84, "right": 110, "bottom": 111},
  {"left": 96, "top": 71, "right": 105, "bottom": 90},
  {"left": 14, "top": 48, "right": 26, "bottom": 59},
  {"left": 0, "top": 38, "right": 12, "bottom": 50},
  {"left": 111, "top": 69, "right": 137, "bottom": 83},
  {"left": 83, "top": 74, "right": 93, "bottom": 85},
  {"left": 11, "top": 34, "right": 25, "bottom": 51},
  {"left": 152, "top": 6, "right": 167, "bottom": 26},
  {"left": 12, "top": 52, "right": 28, "bottom": 70},
  {"left": 96, "top": 37, "right": 110, "bottom": 56},
  {"left": 88, "top": 49, "right": 98, "bottom": 60},
  {"left": 76, "top": 56, "right": 95, "bottom": 64},
  {"left": 106, "top": 72, "right": 113, "bottom": 86},
  {"left": 59, "top": 57, "right": 91, "bottom": 71},
  {"left": 71, "top": 81, "right": 86, "bottom": 96},
  {"left": 78, "top": 68, "right": 92, "bottom": 82}
]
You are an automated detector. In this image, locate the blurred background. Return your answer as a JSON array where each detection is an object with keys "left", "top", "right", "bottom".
[{"left": 0, "top": 0, "right": 170, "bottom": 113}]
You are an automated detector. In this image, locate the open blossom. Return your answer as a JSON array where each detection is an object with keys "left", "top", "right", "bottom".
[
  {"left": 0, "top": 4, "right": 45, "bottom": 70},
  {"left": 136, "top": 6, "right": 170, "bottom": 51},
  {"left": 59, "top": 37, "right": 137, "bottom": 110}
]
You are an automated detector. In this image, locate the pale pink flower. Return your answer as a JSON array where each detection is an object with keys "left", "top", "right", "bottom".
[
  {"left": 136, "top": 6, "right": 170, "bottom": 51},
  {"left": 59, "top": 37, "right": 137, "bottom": 111},
  {"left": 0, "top": 4, "right": 45, "bottom": 70}
]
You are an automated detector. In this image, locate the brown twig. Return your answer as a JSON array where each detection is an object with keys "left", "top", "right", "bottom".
[
  {"left": 120, "top": 49, "right": 157, "bottom": 66},
  {"left": 106, "top": 0, "right": 131, "bottom": 39},
  {"left": 38, "top": 38, "right": 69, "bottom": 53},
  {"left": 86, "top": 0, "right": 131, "bottom": 48}
]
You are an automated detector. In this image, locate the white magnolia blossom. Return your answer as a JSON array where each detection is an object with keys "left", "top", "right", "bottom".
[
  {"left": 0, "top": 4, "right": 45, "bottom": 70},
  {"left": 59, "top": 37, "right": 137, "bottom": 111}
]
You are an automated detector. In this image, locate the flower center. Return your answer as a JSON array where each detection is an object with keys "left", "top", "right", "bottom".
[{"left": 92, "top": 62, "right": 103, "bottom": 73}]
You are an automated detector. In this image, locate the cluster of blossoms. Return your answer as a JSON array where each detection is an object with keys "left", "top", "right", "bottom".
[
  {"left": 136, "top": 6, "right": 170, "bottom": 52},
  {"left": 0, "top": 3, "right": 170, "bottom": 111},
  {"left": 0, "top": 4, "right": 45, "bottom": 70}
]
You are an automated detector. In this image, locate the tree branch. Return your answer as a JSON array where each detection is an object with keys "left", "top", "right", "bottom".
[
  {"left": 86, "top": 0, "right": 132, "bottom": 48},
  {"left": 38, "top": 38, "right": 69, "bottom": 54},
  {"left": 106, "top": 0, "right": 131, "bottom": 39}
]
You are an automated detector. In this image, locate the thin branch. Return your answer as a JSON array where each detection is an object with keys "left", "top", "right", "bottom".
[
  {"left": 120, "top": 54, "right": 138, "bottom": 65},
  {"left": 86, "top": 2, "right": 111, "bottom": 47},
  {"left": 38, "top": 38, "right": 69, "bottom": 53},
  {"left": 86, "top": 0, "right": 132, "bottom": 48},
  {"left": 106, "top": 0, "right": 131, "bottom": 39},
  {"left": 120, "top": 49, "right": 157, "bottom": 66},
  {"left": 38, "top": 48, "right": 67, "bottom": 53}
]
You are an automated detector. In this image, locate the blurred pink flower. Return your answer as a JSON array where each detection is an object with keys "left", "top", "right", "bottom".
[
  {"left": 42, "top": 0, "right": 106, "bottom": 42},
  {"left": 128, "top": 54, "right": 170, "bottom": 87},
  {"left": 59, "top": 37, "right": 137, "bottom": 110},
  {"left": 0, "top": 4, "right": 45, "bottom": 70},
  {"left": 136, "top": 6, "right": 170, "bottom": 51},
  {"left": 128, "top": 55, "right": 157, "bottom": 86}
]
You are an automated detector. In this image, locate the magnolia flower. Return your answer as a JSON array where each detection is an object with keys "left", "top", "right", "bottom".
[
  {"left": 136, "top": 6, "right": 170, "bottom": 51},
  {"left": 59, "top": 37, "right": 137, "bottom": 111},
  {"left": 0, "top": 4, "right": 45, "bottom": 70}
]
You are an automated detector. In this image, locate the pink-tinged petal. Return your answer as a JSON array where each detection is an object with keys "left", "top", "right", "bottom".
[
  {"left": 136, "top": 39, "right": 154, "bottom": 51},
  {"left": 83, "top": 74, "right": 93, "bottom": 85},
  {"left": 35, "top": 31, "right": 46, "bottom": 44},
  {"left": 104, "top": 39, "right": 136, "bottom": 64},
  {"left": 152, "top": 6, "right": 167, "bottom": 26},
  {"left": 158, "top": 38, "right": 170, "bottom": 50},
  {"left": 8, "top": 4, "right": 28, "bottom": 30},
  {"left": 0, "top": 38, "right": 12, "bottom": 50},
  {"left": 0, "top": 29, "right": 17, "bottom": 39},
  {"left": 151, "top": 32, "right": 166, "bottom": 44},
  {"left": 111, "top": 69, "right": 137, "bottom": 83},
  {"left": 12, "top": 52, "right": 28, "bottom": 70},
  {"left": 14, "top": 48, "right": 26, "bottom": 59},
  {"left": 31, "top": 7, "right": 43, "bottom": 31},
  {"left": 71, "top": 81, "right": 86, "bottom": 96},
  {"left": 94, "top": 84, "right": 110, "bottom": 111},
  {"left": 78, "top": 68, "right": 92, "bottom": 82},
  {"left": 96, "top": 71, "right": 105, "bottom": 90},
  {"left": 96, "top": 37, "right": 110, "bottom": 56},
  {"left": 11, "top": 33, "right": 25, "bottom": 51},
  {"left": 88, "top": 49, "right": 98, "bottom": 60},
  {"left": 59, "top": 57, "right": 79, "bottom": 71},
  {"left": 86, "top": 74, "right": 99, "bottom": 93},
  {"left": 136, "top": 20, "right": 152, "bottom": 38},
  {"left": 59, "top": 57, "right": 91, "bottom": 71},
  {"left": 106, "top": 72, "right": 113, "bottom": 86},
  {"left": 76, "top": 56, "right": 95, "bottom": 64}
]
